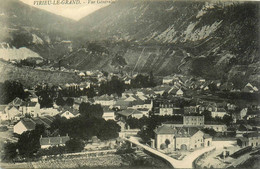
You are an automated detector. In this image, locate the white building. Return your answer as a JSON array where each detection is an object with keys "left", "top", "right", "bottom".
[{"left": 211, "top": 108, "right": 228, "bottom": 118}]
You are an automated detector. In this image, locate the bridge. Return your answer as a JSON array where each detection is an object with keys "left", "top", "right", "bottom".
[{"left": 124, "top": 136, "right": 216, "bottom": 168}]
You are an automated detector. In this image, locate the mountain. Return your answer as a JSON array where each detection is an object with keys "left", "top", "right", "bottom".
[
  {"left": 0, "top": 0, "right": 75, "bottom": 60},
  {"left": 61, "top": 0, "right": 259, "bottom": 86}
]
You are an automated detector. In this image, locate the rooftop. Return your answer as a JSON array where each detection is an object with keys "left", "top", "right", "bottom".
[
  {"left": 40, "top": 136, "right": 70, "bottom": 146},
  {"left": 117, "top": 109, "right": 143, "bottom": 117},
  {"left": 154, "top": 125, "right": 203, "bottom": 138}
]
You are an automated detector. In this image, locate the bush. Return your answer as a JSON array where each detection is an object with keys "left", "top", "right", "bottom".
[
  {"left": 2, "top": 142, "right": 17, "bottom": 162},
  {"left": 37, "top": 146, "right": 66, "bottom": 157},
  {"left": 0, "top": 126, "right": 8, "bottom": 132},
  {"left": 65, "top": 139, "right": 84, "bottom": 153}
]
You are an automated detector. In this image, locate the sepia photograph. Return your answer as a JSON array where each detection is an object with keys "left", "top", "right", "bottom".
[{"left": 0, "top": 0, "right": 259, "bottom": 168}]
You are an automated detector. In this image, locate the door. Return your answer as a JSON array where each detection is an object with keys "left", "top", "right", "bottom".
[{"left": 181, "top": 144, "right": 187, "bottom": 150}]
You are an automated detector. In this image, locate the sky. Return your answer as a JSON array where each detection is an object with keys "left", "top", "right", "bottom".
[{"left": 19, "top": 0, "right": 113, "bottom": 20}]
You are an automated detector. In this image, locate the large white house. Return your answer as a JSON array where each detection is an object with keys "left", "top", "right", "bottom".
[
  {"left": 154, "top": 124, "right": 212, "bottom": 151},
  {"left": 211, "top": 108, "right": 228, "bottom": 118},
  {"left": 94, "top": 95, "right": 116, "bottom": 106}
]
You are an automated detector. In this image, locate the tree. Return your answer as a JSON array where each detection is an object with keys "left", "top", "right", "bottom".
[
  {"left": 66, "top": 97, "right": 74, "bottom": 106},
  {"left": 201, "top": 110, "right": 212, "bottom": 121},
  {"left": 79, "top": 102, "right": 103, "bottom": 118},
  {"left": 208, "top": 83, "right": 218, "bottom": 92},
  {"left": 56, "top": 94, "right": 65, "bottom": 106},
  {"left": 65, "top": 139, "right": 84, "bottom": 153},
  {"left": 37, "top": 90, "right": 53, "bottom": 108},
  {"left": 17, "top": 124, "right": 45, "bottom": 158},
  {"left": 165, "top": 139, "right": 170, "bottom": 148},
  {"left": 0, "top": 80, "right": 29, "bottom": 104},
  {"left": 138, "top": 127, "right": 153, "bottom": 143},
  {"left": 160, "top": 143, "right": 166, "bottom": 150},
  {"left": 97, "top": 120, "right": 120, "bottom": 140},
  {"left": 2, "top": 142, "right": 17, "bottom": 162},
  {"left": 125, "top": 117, "right": 142, "bottom": 129},
  {"left": 85, "top": 86, "right": 96, "bottom": 98},
  {"left": 223, "top": 115, "right": 233, "bottom": 126},
  {"left": 202, "top": 128, "right": 217, "bottom": 137}
]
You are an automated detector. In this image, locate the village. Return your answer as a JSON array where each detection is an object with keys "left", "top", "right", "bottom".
[{"left": 0, "top": 70, "right": 259, "bottom": 168}]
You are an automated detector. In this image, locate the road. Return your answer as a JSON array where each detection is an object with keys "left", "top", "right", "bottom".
[{"left": 125, "top": 136, "right": 216, "bottom": 168}]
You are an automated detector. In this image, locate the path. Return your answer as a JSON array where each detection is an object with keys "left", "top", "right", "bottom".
[{"left": 125, "top": 136, "right": 216, "bottom": 168}]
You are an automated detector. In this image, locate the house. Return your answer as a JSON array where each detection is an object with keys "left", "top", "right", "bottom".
[
  {"left": 40, "top": 135, "right": 70, "bottom": 149},
  {"left": 176, "top": 89, "right": 184, "bottom": 96},
  {"left": 153, "top": 85, "right": 172, "bottom": 95},
  {"left": 73, "top": 98, "right": 82, "bottom": 110},
  {"left": 14, "top": 116, "right": 54, "bottom": 134},
  {"left": 204, "top": 122, "right": 227, "bottom": 132},
  {"left": 39, "top": 108, "right": 60, "bottom": 117},
  {"left": 136, "top": 108, "right": 150, "bottom": 117},
  {"left": 60, "top": 108, "right": 80, "bottom": 119},
  {"left": 154, "top": 124, "right": 212, "bottom": 151},
  {"left": 131, "top": 99, "right": 153, "bottom": 111},
  {"left": 102, "top": 106, "right": 115, "bottom": 121},
  {"left": 237, "top": 132, "right": 260, "bottom": 148},
  {"left": 2, "top": 97, "right": 25, "bottom": 120},
  {"left": 241, "top": 83, "right": 258, "bottom": 93},
  {"left": 122, "top": 90, "right": 135, "bottom": 98},
  {"left": 9, "top": 97, "right": 24, "bottom": 107},
  {"left": 184, "top": 106, "right": 197, "bottom": 114},
  {"left": 124, "top": 95, "right": 139, "bottom": 102},
  {"left": 220, "top": 82, "right": 234, "bottom": 91},
  {"left": 211, "top": 108, "right": 228, "bottom": 118},
  {"left": 183, "top": 115, "right": 204, "bottom": 126},
  {"left": 117, "top": 109, "right": 144, "bottom": 120},
  {"left": 240, "top": 108, "right": 248, "bottom": 119},
  {"left": 162, "top": 76, "right": 174, "bottom": 84},
  {"left": 94, "top": 95, "right": 115, "bottom": 106},
  {"left": 124, "top": 77, "right": 131, "bottom": 85},
  {"left": 114, "top": 99, "right": 132, "bottom": 110},
  {"left": 246, "top": 109, "right": 260, "bottom": 120},
  {"left": 0, "top": 105, "right": 8, "bottom": 121},
  {"left": 4, "top": 105, "right": 21, "bottom": 120},
  {"left": 28, "top": 92, "right": 39, "bottom": 103},
  {"left": 20, "top": 101, "right": 40, "bottom": 117},
  {"left": 159, "top": 103, "right": 174, "bottom": 116}
]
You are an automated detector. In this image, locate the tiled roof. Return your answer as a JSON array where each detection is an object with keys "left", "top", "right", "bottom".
[
  {"left": 9, "top": 97, "right": 24, "bottom": 106},
  {"left": 204, "top": 121, "right": 225, "bottom": 125},
  {"left": 203, "top": 134, "right": 212, "bottom": 139},
  {"left": 243, "top": 132, "right": 260, "bottom": 138},
  {"left": 94, "top": 95, "right": 114, "bottom": 101},
  {"left": 114, "top": 99, "right": 131, "bottom": 107},
  {"left": 59, "top": 106, "right": 79, "bottom": 116},
  {"left": 20, "top": 101, "right": 38, "bottom": 107},
  {"left": 216, "top": 108, "right": 227, "bottom": 112},
  {"left": 154, "top": 125, "right": 201, "bottom": 137},
  {"left": 20, "top": 117, "right": 54, "bottom": 130},
  {"left": 21, "top": 118, "right": 36, "bottom": 130},
  {"left": 40, "top": 136, "right": 70, "bottom": 146},
  {"left": 117, "top": 109, "right": 142, "bottom": 117}
]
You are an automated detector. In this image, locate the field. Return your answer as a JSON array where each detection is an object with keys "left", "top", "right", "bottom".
[
  {"left": 1, "top": 155, "right": 124, "bottom": 169},
  {"left": 0, "top": 60, "right": 81, "bottom": 87}
]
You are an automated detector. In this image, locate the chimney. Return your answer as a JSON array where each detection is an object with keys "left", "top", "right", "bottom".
[{"left": 40, "top": 135, "right": 42, "bottom": 138}]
